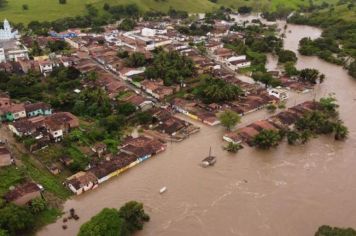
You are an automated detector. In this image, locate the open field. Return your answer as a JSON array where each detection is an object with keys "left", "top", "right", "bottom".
[{"left": 0, "top": 0, "right": 339, "bottom": 24}]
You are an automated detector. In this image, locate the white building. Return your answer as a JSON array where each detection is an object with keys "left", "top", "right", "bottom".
[{"left": 0, "top": 19, "right": 18, "bottom": 41}]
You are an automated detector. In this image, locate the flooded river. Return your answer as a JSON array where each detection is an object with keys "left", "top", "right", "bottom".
[{"left": 39, "top": 22, "right": 356, "bottom": 236}]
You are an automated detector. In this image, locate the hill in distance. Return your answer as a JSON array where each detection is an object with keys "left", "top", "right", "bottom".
[{"left": 0, "top": 0, "right": 338, "bottom": 24}]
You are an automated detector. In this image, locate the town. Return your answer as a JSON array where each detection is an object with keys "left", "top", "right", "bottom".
[{"left": 0, "top": 2, "right": 352, "bottom": 236}]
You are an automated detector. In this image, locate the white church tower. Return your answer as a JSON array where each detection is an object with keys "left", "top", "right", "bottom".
[{"left": 0, "top": 19, "right": 19, "bottom": 41}]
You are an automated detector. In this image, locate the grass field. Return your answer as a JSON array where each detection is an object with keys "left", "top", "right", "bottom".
[{"left": 0, "top": 0, "right": 339, "bottom": 24}]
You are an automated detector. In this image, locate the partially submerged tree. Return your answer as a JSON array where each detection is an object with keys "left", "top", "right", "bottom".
[
  {"left": 219, "top": 110, "right": 241, "bottom": 131},
  {"left": 253, "top": 130, "right": 282, "bottom": 149}
]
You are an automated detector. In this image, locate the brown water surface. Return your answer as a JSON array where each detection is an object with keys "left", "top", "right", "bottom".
[{"left": 38, "top": 22, "right": 356, "bottom": 236}]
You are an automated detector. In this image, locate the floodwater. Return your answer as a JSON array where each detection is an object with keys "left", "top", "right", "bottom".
[{"left": 39, "top": 22, "right": 356, "bottom": 236}]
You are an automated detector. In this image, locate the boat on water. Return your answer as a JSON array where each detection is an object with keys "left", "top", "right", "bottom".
[
  {"left": 201, "top": 147, "right": 216, "bottom": 168},
  {"left": 159, "top": 186, "right": 167, "bottom": 194}
]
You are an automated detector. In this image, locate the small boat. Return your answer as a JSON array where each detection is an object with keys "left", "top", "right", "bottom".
[
  {"left": 159, "top": 186, "right": 167, "bottom": 194},
  {"left": 201, "top": 147, "right": 216, "bottom": 168}
]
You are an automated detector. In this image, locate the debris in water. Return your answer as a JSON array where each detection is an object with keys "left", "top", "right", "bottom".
[{"left": 62, "top": 225, "right": 67, "bottom": 230}]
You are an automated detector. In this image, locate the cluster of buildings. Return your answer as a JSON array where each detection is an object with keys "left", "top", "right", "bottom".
[
  {"left": 1, "top": 93, "right": 79, "bottom": 150},
  {"left": 66, "top": 136, "right": 166, "bottom": 195},
  {"left": 0, "top": 15, "right": 322, "bottom": 198},
  {"left": 223, "top": 101, "right": 321, "bottom": 145}
]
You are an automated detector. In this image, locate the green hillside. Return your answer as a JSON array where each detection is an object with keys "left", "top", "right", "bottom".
[{"left": 0, "top": 0, "right": 339, "bottom": 24}]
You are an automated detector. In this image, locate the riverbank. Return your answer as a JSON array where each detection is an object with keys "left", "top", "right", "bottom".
[{"left": 39, "top": 22, "right": 356, "bottom": 236}]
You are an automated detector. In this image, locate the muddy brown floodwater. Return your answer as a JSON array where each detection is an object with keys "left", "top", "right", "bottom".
[{"left": 39, "top": 21, "right": 356, "bottom": 236}]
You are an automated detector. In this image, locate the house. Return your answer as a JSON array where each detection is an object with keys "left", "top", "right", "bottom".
[
  {"left": 0, "top": 103, "right": 26, "bottom": 122},
  {"left": 121, "top": 136, "right": 166, "bottom": 159},
  {"left": 214, "top": 48, "right": 234, "bottom": 61},
  {"left": 223, "top": 132, "right": 242, "bottom": 144},
  {"left": 237, "top": 126, "right": 260, "bottom": 145},
  {"left": 89, "top": 152, "right": 139, "bottom": 184},
  {"left": 0, "top": 146, "right": 13, "bottom": 167},
  {"left": 8, "top": 116, "right": 45, "bottom": 137},
  {"left": 66, "top": 171, "right": 98, "bottom": 195},
  {"left": 38, "top": 60, "right": 53, "bottom": 75},
  {"left": 25, "top": 102, "right": 52, "bottom": 117},
  {"left": 4, "top": 182, "right": 42, "bottom": 206}
]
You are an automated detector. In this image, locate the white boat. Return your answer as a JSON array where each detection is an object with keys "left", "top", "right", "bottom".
[{"left": 159, "top": 186, "right": 167, "bottom": 194}]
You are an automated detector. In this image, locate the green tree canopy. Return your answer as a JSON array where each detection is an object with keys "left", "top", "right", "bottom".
[
  {"left": 0, "top": 204, "right": 34, "bottom": 235},
  {"left": 315, "top": 225, "right": 356, "bottom": 236},
  {"left": 219, "top": 110, "right": 241, "bottom": 131},
  {"left": 78, "top": 208, "right": 128, "bottom": 236},
  {"left": 253, "top": 130, "right": 282, "bottom": 149},
  {"left": 118, "top": 201, "right": 150, "bottom": 233},
  {"left": 145, "top": 49, "right": 194, "bottom": 86},
  {"left": 194, "top": 76, "right": 243, "bottom": 103}
]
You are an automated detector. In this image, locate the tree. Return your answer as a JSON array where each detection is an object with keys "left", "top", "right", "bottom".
[
  {"left": 0, "top": 204, "right": 34, "bottom": 235},
  {"left": 117, "top": 50, "right": 129, "bottom": 59},
  {"left": 0, "top": 229, "right": 8, "bottom": 236},
  {"left": 334, "top": 121, "right": 348, "bottom": 140},
  {"left": 0, "top": 0, "right": 8, "bottom": 9},
  {"left": 319, "top": 96, "right": 338, "bottom": 117},
  {"left": 219, "top": 110, "right": 241, "bottom": 131},
  {"left": 145, "top": 50, "right": 195, "bottom": 86},
  {"left": 315, "top": 225, "right": 356, "bottom": 236},
  {"left": 348, "top": 61, "right": 356, "bottom": 78},
  {"left": 287, "top": 130, "right": 300, "bottom": 145},
  {"left": 125, "top": 52, "right": 146, "bottom": 67},
  {"left": 118, "top": 201, "right": 150, "bottom": 233},
  {"left": 22, "top": 4, "right": 28, "bottom": 10},
  {"left": 47, "top": 40, "right": 69, "bottom": 53},
  {"left": 29, "top": 197, "right": 47, "bottom": 214},
  {"left": 252, "top": 71, "right": 281, "bottom": 88},
  {"left": 284, "top": 61, "right": 299, "bottom": 76},
  {"left": 103, "top": 3, "right": 110, "bottom": 11},
  {"left": 278, "top": 49, "right": 297, "bottom": 63},
  {"left": 299, "top": 68, "right": 321, "bottom": 84},
  {"left": 238, "top": 6, "right": 252, "bottom": 14},
  {"left": 59, "top": 0, "right": 66, "bottom": 4},
  {"left": 118, "top": 18, "right": 136, "bottom": 31},
  {"left": 194, "top": 76, "right": 243, "bottom": 103},
  {"left": 78, "top": 208, "right": 128, "bottom": 236},
  {"left": 225, "top": 142, "right": 242, "bottom": 153},
  {"left": 253, "top": 130, "right": 281, "bottom": 149},
  {"left": 30, "top": 41, "right": 43, "bottom": 57}
]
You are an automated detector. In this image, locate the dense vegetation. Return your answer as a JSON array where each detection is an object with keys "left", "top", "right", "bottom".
[
  {"left": 226, "top": 24, "right": 283, "bottom": 72},
  {"left": 219, "top": 110, "right": 241, "bottom": 130},
  {"left": 253, "top": 97, "right": 348, "bottom": 149},
  {"left": 315, "top": 225, "right": 356, "bottom": 236},
  {"left": 193, "top": 75, "right": 243, "bottom": 103},
  {"left": 288, "top": 1, "right": 356, "bottom": 78},
  {"left": 78, "top": 201, "right": 149, "bottom": 236},
  {"left": 145, "top": 49, "right": 195, "bottom": 86}
]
